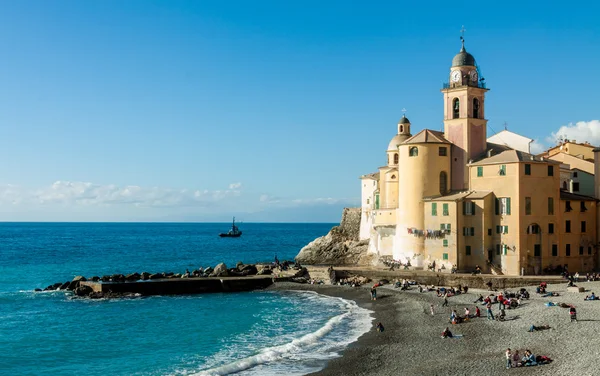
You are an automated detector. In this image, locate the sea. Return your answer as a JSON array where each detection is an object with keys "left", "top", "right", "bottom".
[{"left": 0, "top": 222, "right": 373, "bottom": 376}]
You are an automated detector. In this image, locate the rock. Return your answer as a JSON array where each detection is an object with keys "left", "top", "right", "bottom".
[
  {"left": 90, "top": 276, "right": 100, "bottom": 282},
  {"left": 74, "top": 285, "right": 94, "bottom": 297},
  {"left": 112, "top": 274, "right": 126, "bottom": 283},
  {"left": 567, "top": 286, "right": 585, "bottom": 293},
  {"left": 59, "top": 281, "right": 70, "bottom": 290},
  {"left": 293, "top": 267, "right": 308, "bottom": 278},
  {"left": 257, "top": 268, "right": 273, "bottom": 275},
  {"left": 34, "top": 288, "right": 42, "bottom": 292},
  {"left": 379, "top": 279, "right": 390, "bottom": 285},
  {"left": 73, "top": 276, "right": 87, "bottom": 283},
  {"left": 291, "top": 277, "right": 309, "bottom": 284},
  {"left": 295, "top": 208, "right": 375, "bottom": 265},
  {"left": 210, "top": 263, "right": 228, "bottom": 277},
  {"left": 204, "top": 267, "right": 214, "bottom": 275},
  {"left": 149, "top": 273, "right": 162, "bottom": 280},
  {"left": 141, "top": 272, "right": 151, "bottom": 281},
  {"left": 240, "top": 264, "right": 258, "bottom": 275},
  {"left": 228, "top": 269, "right": 244, "bottom": 277},
  {"left": 43, "top": 285, "right": 55, "bottom": 291},
  {"left": 125, "top": 273, "right": 141, "bottom": 281},
  {"left": 67, "top": 276, "right": 87, "bottom": 290},
  {"left": 101, "top": 275, "right": 111, "bottom": 282},
  {"left": 236, "top": 261, "right": 244, "bottom": 270}
]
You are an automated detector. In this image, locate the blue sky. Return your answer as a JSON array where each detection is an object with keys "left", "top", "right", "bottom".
[{"left": 0, "top": 1, "right": 599, "bottom": 222}]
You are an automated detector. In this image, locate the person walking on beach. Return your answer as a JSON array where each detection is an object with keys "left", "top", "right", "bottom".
[
  {"left": 442, "top": 293, "right": 449, "bottom": 307},
  {"left": 370, "top": 287, "right": 377, "bottom": 301},
  {"left": 505, "top": 348, "right": 512, "bottom": 369},
  {"left": 430, "top": 304, "right": 435, "bottom": 316},
  {"left": 569, "top": 306, "right": 577, "bottom": 322},
  {"left": 486, "top": 302, "right": 495, "bottom": 320},
  {"left": 376, "top": 322, "right": 384, "bottom": 332}
]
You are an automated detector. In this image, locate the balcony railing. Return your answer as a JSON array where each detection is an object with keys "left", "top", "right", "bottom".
[{"left": 442, "top": 81, "right": 487, "bottom": 89}]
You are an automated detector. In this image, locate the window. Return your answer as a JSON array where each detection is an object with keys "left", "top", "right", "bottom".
[
  {"left": 391, "top": 174, "right": 396, "bottom": 179},
  {"left": 464, "top": 227, "right": 475, "bottom": 236},
  {"left": 400, "top": 125, "right": 403, "bottom": 133},
  {"left": 548, "top": 223, "right": 554, "bottom": 234},
  {"left": 470, "top": 227, "right": 475, "bottom": 236},
  {"left": 589, "top": 246, "right": 593, "bottom": 255},
  {"left": 573, "top": 171, "right": 578, "bottom": 178},
  {"left": 579, "top": 246, "right": 584, "bottom": 255},
  {"left": 499, "top": 165, "right": 506, "bottom": 176},
  {"left": 473, "top": 98, "right": 480, "bottom": 118},
  {"left": 534, "top": 244, "right": 541, "bottom": 257},
  {"left": 439, "top": 147, "right": 447, "bottom": 156},
  {"left": 496, "top": 225, "right": 508, "bottom": 234},
  {"left": 466, "top": 246, "right": 471, "bottom": 256},
  {"left": 496, "top": 197, "right": 511, "bottom": 215},
  {"left": 527, "top": 224, "right": 540, "bottom": 234},
  {"left": 503, "top": 244, "right": 508, "bottom": 255},
  {"left": 367, "top": 198, "right": 370, "bottom": 205},
  {"left": 464, "top": 201, "right": 475, "bottom": 215},
  {"left": 566, "top": 220, "right": 571, "bottom": 233},
  {"left": 477, "top": 166, "right": 483, "bottom": 177},
  {"left": 440, "top": 223, "right": 451, "bottom": 232},
  {"left": 375, "top": 194, "right": 380, "bottom": 209},
  {"left": 565, "top": 201, "right": 572, "bottom": 212},
  {"left": 563, "top": 181, "right": 568, "bottom": 190},
  {"left": 432, "top": 203, "right": 437, "bottom": 216},
  {"left": 525, "top": 164, "right": 531, "bottom": 175},
  {"left": 452, "top": 98, "right": 460, "bottom": 119},
  {"left": 580, "top": 201, "right": 587, "bottom": 212},
  {"left": 439, "top": 171, "right": 448, "bottom": 195},
  {"left": 443, "top": 253, "right": 449, "bottom": 260},
  {"left": 566, "top": 244, "right": 571, "bottom": 257},
  {"left": 525, "top": 197, "right": 531, "bottom": 215},
  {"left": 548, "top": 197, "right": 554, "bottom": 215},
  {"left": 409, "top": 147, "right": 418, "bottom": 157},
  {"left": 443, "top": 203, "right": 449, "bottom": 216},
  {"left": 552, "top": 244, "right": 558, "bottom": 257},
  {"left": 393, "top": 153, "right": 398, "bottom": 164},
  {"left": 488, "top": 228, "right": 492, "bottom": 236},
  {"left": 548, "top": 165, "right": 554, "bottom": 176},
  {"left": 581, "top": 221, "right": 587, "bottom": 233},
  {"left": 496, "top": 244, "right": 501, "bottom": 255},
  {"left": 573, "top": 182, "right": 580, "bottom": 192},
  {"left": 443, "top": 239, "right": 448, "bottom": 247}
]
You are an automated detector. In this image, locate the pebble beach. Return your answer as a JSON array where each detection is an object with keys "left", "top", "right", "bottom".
[{"left": 270, "top": 279, "right": 600, "bottom": 376}]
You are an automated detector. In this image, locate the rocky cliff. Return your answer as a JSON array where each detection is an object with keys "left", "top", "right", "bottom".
[{"left": 295, "top": 207, "right": 374, "bottom": 265}]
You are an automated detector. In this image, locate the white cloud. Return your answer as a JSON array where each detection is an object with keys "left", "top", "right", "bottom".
[
  {"left": 258, "top": 194, "right": 358, "bottom": 207},
  {"left": 530, "top": 139, "right": 546, "bottom": 155},
  {"left": 228, "top": 182, "right": 242, "bottom": 190},
  {"left": 0, "top": 181, "right": 243, "bottom": 208},
  {"left": 546, "top": 120, "right": 600, "bottom": 146}
]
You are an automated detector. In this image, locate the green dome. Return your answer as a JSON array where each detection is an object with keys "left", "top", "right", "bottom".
[
  {"left": 399, "top": 115, "right": 411, "bottom": 124},
  {"left": 452, "top": 44, "right": 476, "bottom": 67}
]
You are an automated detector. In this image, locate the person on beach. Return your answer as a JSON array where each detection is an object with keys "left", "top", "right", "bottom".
[
  {"left": 430, "top": 304, "right": 435, "bottom": 316},
  {"left": 370, "top": 287, "right": 377, "bottom": 301},
  {"left": 473, "top": 294, "right": 484, "bottom": 303},
  {"left": 486, "top": 302, "right": 495, "bottom": 320},
  {"left": 486, "top": 281, "right": 493, "bottom": 290},
  {"left": 442, "top": 293, "right": 449, "bottom": 307},
  {"left": 569, "top": 306, "right": 577, "bottom": 322},
  {"left": 464, "top": 307, "right": 470, "bottom": 320},
  {"left": 505, "top": 348, "right": 512, "bottom": 369},
  {"left": 521, "top": 350, "right": 537, "bottom": 366},
  {"left": 441, "top": 327, "right": 453, "bottom": 338},
  {"left": 512, "top": 350, "right": 520, "bottom": 367},
  {"left": 475, "top": 306, "right": 481, "bottom": 318},
  {"left": 528, "top": 324, "right": 551, "bottom": 332},
  {"left": 376, "top": 322, "right": 384, "bottom": 332}
]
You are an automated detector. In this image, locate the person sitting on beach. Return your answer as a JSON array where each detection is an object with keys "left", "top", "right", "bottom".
[
  {"left": 521, "top": 350, "right": 537, "bottom": 366},
  {"left": 584, "top": 292, "right": 598, "bottom": 301},
  {"left": 376, "top": 322, "right": 384, "bottom": 332},
  {"left": 463, "top": 285, "right": 469, "bottom": 294},
  {"left": 475, "top": 306, "right": 481, "bottom": 318},
  {"left": 450, "top": 310, "right": 457, "bottom": 321},
  {"left": 512, "top": 350, "right": 520, "bottom": 367},
  {"left": 474, "top": 294, "right": 484, "bottom": 303},
  {"left": 441, "top": 327, "right": 453, "bottom": 338},
  {"left": 528, "top": 324, "right": 551, "bottom": 332}
]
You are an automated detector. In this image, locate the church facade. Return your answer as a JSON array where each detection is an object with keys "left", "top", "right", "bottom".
[{"left": 359, "top": 40, "right": 600, "bottom": 276}]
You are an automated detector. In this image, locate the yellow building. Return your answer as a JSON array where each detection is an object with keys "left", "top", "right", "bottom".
[{"left": 360, "top": 39, "right": 600, "bottom": 276}]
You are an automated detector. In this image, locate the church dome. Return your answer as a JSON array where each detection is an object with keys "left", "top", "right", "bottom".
[
  {"left": 388, "top": 134, "right": 410, "bottom": 150},
  {"left": 452, "top": 44, "right": 475, "bottom": 67},
  {"left": 399, "top": 115, "right": 411, "bottom": 125}
]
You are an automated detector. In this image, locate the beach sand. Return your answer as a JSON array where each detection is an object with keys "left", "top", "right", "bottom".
[{"left": 269, "top": 279, "right": 600, "bottom": 376}]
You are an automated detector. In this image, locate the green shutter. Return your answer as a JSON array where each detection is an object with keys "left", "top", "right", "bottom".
[
  {"left": 466, "top": 246, "right": 471, "bottom": 255},
  {"left": 440, "top": 223, "right": 445, "bottom": 230},
  {"left": 495, "top": 198, "right": 500, "bottom": 215},
  {"left": 504, "top": 226, "right": 508, "bottom": 234},
  {"left": 447, "top": 224, "right": 451, "bottom": 231},
  {"left": 375, "top": 194, "right": 380, "bottom": 209},
  {"left": 503, "top": 245, "right": 508, "bottom": 255},
  {"left": 443, "top": 253, "right": 449, "bottom": 260},
  {"left": 443, "top": 239, "right": 448, "bottom": 247},
  {"left": 506, "top": 198, "right": 511, "bottom": 215},
  {"left": 432, "top": 203, "right": 437, "bottom": 216},
  {"left": 496, "top": 225, "right": 501, "bottom": 234},
  {"left": 477, "top": 166, "right": 483, "bottom": 177},
  {"left": 471, "top": 202, "right": 476, "bottom": 214},
  {"left": 443, "top": 203, "right": 449, "bottom": 216}
]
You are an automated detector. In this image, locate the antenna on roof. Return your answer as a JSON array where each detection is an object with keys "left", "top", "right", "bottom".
[
  {"left": 460, "top": 25, "right": 466, "bottom": 48},
  {"left": 503, "top": 121, "right": 508, "bottom": 131}
]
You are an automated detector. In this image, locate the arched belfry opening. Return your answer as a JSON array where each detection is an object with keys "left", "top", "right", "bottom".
[
  {"left": 393, "top": 153, "right": 398, "bottom": 164},
  {"left": 473, "top": 98, "right": 480, "bottom": 118},
  {"left": 452, "top": 98, "right": 460, "bottom": 119}
]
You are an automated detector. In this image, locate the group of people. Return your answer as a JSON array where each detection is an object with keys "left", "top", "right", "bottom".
[
  {"left": 505, "top": 349, "right": 552, "bottom": 368},
  {"left": 584, "top": 292, "right": 598, "bottom": 301}
]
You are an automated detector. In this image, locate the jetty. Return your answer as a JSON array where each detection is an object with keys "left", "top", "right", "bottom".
[{"left": 79, "top": 275, "right": 274, "bottom": 296}]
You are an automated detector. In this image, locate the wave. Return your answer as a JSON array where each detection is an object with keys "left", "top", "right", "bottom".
[{"left": 190, "top": 292, "right": 373, "bottom": 376}]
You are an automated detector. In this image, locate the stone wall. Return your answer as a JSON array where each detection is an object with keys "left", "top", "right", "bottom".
[{"left": 339, "top": 207, "right": 361, "bottom": 241}]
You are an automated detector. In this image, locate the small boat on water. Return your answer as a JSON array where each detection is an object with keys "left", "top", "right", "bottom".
[{"left": 219, "top": 217, "right": 242, "bottom": 237}]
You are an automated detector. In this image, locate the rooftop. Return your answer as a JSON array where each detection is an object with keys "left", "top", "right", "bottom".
[
  {"left": 560, "top": 190, "right": 598, "bottom": 201},
  {"left": 360, "top": 172, "right": 380, "bottom": 180},
  {"left": 470, "top": 144, "right": 560, "bottom": 166},
  {"left": 403, "top": 129, "right": 450, "bottom": 145},
  {"left": 423, "top": 190, "right": 492, "bottom": 201}
]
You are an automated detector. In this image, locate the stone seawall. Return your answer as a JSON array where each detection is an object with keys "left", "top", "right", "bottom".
[{"left": 295, "top": 207, "right": 373, "bottom": 265}]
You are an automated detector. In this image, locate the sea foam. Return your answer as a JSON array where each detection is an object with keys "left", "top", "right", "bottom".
[{"left": 190, "top": 291, "right": 373, "bottom": 376}]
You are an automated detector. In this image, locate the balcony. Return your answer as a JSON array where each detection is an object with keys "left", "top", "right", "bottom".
[{"left": 442, "top": 81, "right": 487, "bottom": 90}]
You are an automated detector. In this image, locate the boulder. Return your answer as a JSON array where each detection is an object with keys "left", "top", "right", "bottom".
[
  {"left": 90, "top": 276, "right": 100, "bottom": 282},
  {"left": 257, "top": 268, "right": 273, "bottom": 275},
  {"left": 67, "top": 276, "right": 87, "bottom": 290},
  {"left": 125, "top": 273, "right": 141, "bottom": 281},
  {"left": 240, "top": 264, "right": 258, "bottom": 275},
  {"left": 210, "top": 263, "right": 228, "bottom": 277},
  {"left": 293, "top": 267, "right": 308, "bottom": 278},
  {"left": 112, "top": 274, "right": 126, "bottom": 283},
  {"left": 34, "top": 288, "right": 42, "bottom": 292},
  {"left": 141, "top": 272, "right": 151, "bottom": 281},
  {"left": 149, "top": 273, "right": 162, "bottom": 280},
  {"left": 101, "top": 275, "right": 111, "bottom": 282},
  {"left": 74, "top": 285, "right": 94, "bottom": 297},
  {"left": 567, "top": 286, "right": 585, "bottom": 293},
  {"left": 295, "top": 208, "right": 375, "bottom": 266},
  {"left": 236, "top": 261, "right": 244, "bottom": 270},
  {"left": 59, "top": 281, "right": 70, "bottom": 290},
  {"left": 43, "top": 285, "right": 55, "bottom": 291}
]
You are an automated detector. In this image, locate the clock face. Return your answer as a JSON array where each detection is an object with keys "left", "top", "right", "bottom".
[
  {"left": 451, "top": 70, "right": 461, "bottom": 83},
  {"left": 470, "top": 70, "right": 478, "bottom": 81}
]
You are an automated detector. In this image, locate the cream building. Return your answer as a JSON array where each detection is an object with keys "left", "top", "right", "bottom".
[{"left": 359, "top": 39, "right": 600, "bottom": 275}]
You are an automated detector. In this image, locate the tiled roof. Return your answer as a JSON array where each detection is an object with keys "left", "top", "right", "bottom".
[
  {"left": 423, "top": 190, "right": 492, "bottom": 201},
  {"left": 403, "top": 129, "right": 451, "bottom": 145},
  {"left": 470, "top": 143, "right": 560, "bottom": 166},
  {"left": 360, "top": 172, "right": 380, "bottom": 180},
  {"left": 560, "top": 191, "right": 598, "bottom": 201}
]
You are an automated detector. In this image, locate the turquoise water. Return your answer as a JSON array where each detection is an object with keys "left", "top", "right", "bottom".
[{"left": 0, "top": 223, "right": 373, "bottom": 376}]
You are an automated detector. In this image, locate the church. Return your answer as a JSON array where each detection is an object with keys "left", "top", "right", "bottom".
[{"left": 358, "top": 39, "right": 600, "bottom": 276}]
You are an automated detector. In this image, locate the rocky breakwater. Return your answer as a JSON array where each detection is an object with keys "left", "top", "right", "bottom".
[
  {"left": 295, "top": 207, "right": 374, "bottom": 265},
  {"left": 38, "top": 262, "right": 282, "bottom": 299}
]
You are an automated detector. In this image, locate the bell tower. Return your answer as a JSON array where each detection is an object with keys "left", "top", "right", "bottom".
[{"left": 441, "top": 34, "right": 489, "bottom": 190}]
